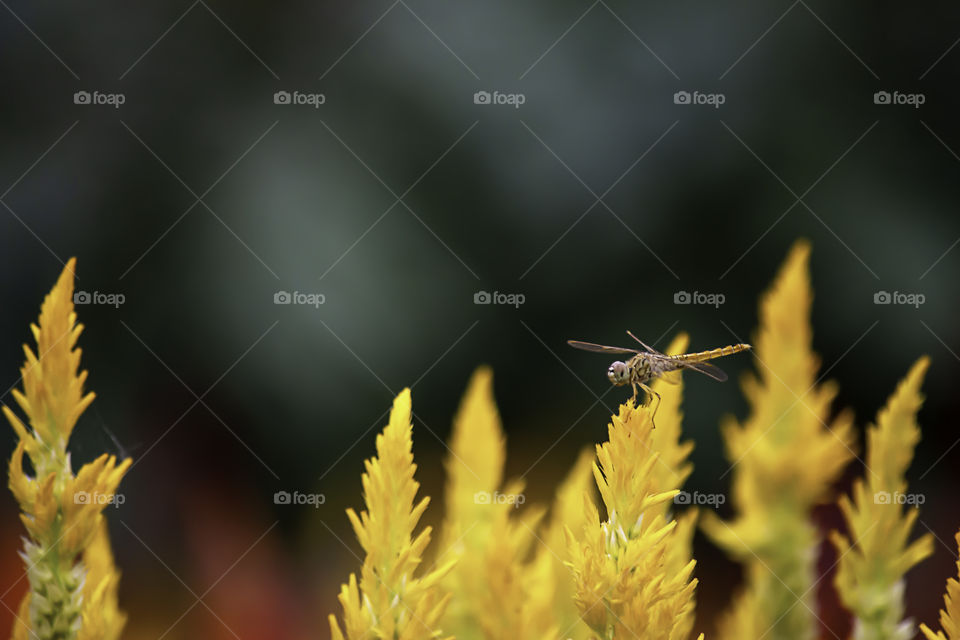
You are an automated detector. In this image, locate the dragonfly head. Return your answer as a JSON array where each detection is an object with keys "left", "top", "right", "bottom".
[{"left": 607, "top": 361, "right": 630, "bottom": 386}]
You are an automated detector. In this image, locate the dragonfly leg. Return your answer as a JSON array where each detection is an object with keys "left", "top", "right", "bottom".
[{"left": 639, "top": 383, "right": 661, "bottom": 425}]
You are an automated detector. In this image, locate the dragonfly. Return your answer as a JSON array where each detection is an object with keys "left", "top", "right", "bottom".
[{"left": 568, "top": 331, "right": 751, "bottom": 418}]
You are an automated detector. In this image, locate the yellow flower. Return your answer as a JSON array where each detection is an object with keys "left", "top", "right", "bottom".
[
  {"left": 920, "top": 531, "right": 960, "bottom": 640},
  {"left": 438, "top": 367, "right": 554, "bottom": 640},
  {"left": 648, "top": 333, "right": 696, "bottom": 500},
  {"left": 649, "top": 334, "right": 699, "bottom": 638},
  {"left": 566, "top": 389, "right": 700, "bottom": 640},
  {"left": 533, "top": 446, "right": 595, "bottom": 640},
  {"left": 329, "top": 388, "right": 455, "bottom": 640},
  {"left": 702, "top": 241, "right": 856, "bottom": 640},
  {"left": 4, "top": 258, "right": 131, "bottom": 640},
  {"left": 78, "top": 522, "right": 127, "bottom": 640},
  {"left": 831, "top": 357, "right": 933, "bottom": 640}
]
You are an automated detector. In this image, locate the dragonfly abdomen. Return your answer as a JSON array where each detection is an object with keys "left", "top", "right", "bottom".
[{"left": 673, "top": 343, "right": 751, "bottom": 363}]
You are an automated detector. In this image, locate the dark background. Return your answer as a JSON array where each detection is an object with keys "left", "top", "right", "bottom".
[{"left": 1, "top": 2, "right": 959, "bottom": 638}]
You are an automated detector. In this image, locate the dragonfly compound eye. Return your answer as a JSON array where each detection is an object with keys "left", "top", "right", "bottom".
[{"left": 608, "top": 362, "right": 628, "bottom": 384}]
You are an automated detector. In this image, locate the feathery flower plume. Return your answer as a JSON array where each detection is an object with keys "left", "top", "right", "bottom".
[
  {"left": 329, "top": 389, "right": 454, "bottom": 640},
  {"left": 919, "top": 531, "right": 960, "bottom": 640},
  {"left": 831, "top": 357, "right": 933, "bottom": 640},
  {"left": 532, "top": 446, "right": 595, "bottom": 640},
  {"left": 5, "top": 258, "right": 130, "bottom": 640},
  {"left": 438, "top": 367, "right": 553, "bottom": 640},
  {"left": 702, "top": 241, "right": 856, "bottom": 640},
  {"left": 650, "top": 333, "right": 700, "bottom": 639},
  {"left": 565, "top": 359, "right": 702, "bottom": 640}
]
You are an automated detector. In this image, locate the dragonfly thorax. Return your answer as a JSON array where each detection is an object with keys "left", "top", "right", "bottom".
[{"left": 607, "top": 361, "right": 631, "bottom": 386}]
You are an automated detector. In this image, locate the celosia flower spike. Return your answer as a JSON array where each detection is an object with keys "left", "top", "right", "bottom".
[
  {"left": 329, "top": 388, "right": 454, "bottom": 640},
  {"left": 438, "top": 368, "right": 554, "bottom": 640},
  {"left": 703, "top": 241, "right": 856, "bottom": 640},
  {"left": 5, "top": 259, "right": 130, "bottom": 640},
  {"left": 920, "top": 531, "right": 960, "bottom": 640},
  {"left": 567, "top": 399, "right": 699, "bottom": 640},
  {"left": 832, "top": 357, "right": 933, "bottom": 640}
]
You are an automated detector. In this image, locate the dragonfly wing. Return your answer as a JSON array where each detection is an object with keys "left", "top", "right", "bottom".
[
  {"left": 626, "top": 330, "right": 664, "bottom": 354},
  {"left": 567, "top": 340, "right": 639, "bottom": 355},
  {"left": 679, "top": 360, "right": 728, "bottom": 382},
  {"left": 655, "top": 371, "right": 681, "bottom": 385}
]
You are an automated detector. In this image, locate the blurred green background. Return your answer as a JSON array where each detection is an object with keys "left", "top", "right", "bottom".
[{"left": 1, "top": 1, "right": 959, "bottom": 638}]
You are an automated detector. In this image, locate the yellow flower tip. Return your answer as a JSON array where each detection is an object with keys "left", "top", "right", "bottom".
[
  {"left": 469, "top": 363, "right": 493, "bottom": 386},
  {"left": 893, "top": 355, "right": 930, "bottom": 416},
  {"left": 758, "top": 239, "right": 813, "bottom": 342},
  {"left": 8, "top": 440, "right": 35, "bottom": 510},
  {"left": 63, "top": 256, "right": 78, "bottom": 282},
  {"left": 3, "top": 406, "right": 36, "bottom": 457},
  {"left": 454, "top": 366, "right": 499, "bottom": 440},
  {"left": 375, "top": 388, "right": 414, "bottom": 468},
  {"left": 919, "top": 624, "right": 946, "bottom": 640},
  {"left": 664, "top": 332, "right": 690, "bottom": 357},
  {"left": 390, "top": 387, "right": 412, "bottom": 428},
  {"left": 48, "top": 256, "right": 78, "bottom": 310},
  {"left": 781, "top": 238, "right": 812, "bottom": 278},
  {"left": 328, "top": 614, "right": 345, "bottom": 640},
  {"left": 444, "top": 366, "right": 505, "bottom": 512}
]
